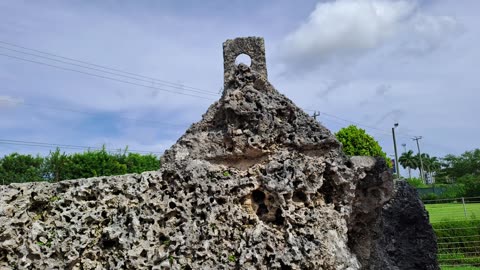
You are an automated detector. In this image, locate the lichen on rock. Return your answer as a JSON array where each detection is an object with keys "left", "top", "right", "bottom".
[{"left": 0, "top": 37, "right": 437, "bottom": 270}]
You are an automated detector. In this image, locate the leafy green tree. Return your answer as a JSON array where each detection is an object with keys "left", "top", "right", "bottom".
[
  {"left": 0, "top": 153, "right": 45, "bottom": 185},
  {"left": 440, "top": 149, "right": 480, "bottom": 180},
  {"left": 43, "top": 148, "right": 69, "bottom": 182},
  {"left": 60, "top": 146, "right": 128, "bottom": 180},
  {"left": 335, "top": 125, "right": 391, "bottom": 167},
  {"left": 457, "top": 174, "right": 480, "bottom": 197},
  {"left": 117, "top": 152, "right": 161, "bottom": 174},
  {"left": 1, "top": 146, "right": 162, "bottom": 185}
]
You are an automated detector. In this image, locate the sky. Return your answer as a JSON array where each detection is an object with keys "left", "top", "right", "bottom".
[{"left": 0, "top": 0, "right": 478, "bottom": 176}]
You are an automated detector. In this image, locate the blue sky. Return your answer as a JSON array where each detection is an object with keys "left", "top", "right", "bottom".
[{"left": 0, "top": 0, "right": 478, "bottom": 176}]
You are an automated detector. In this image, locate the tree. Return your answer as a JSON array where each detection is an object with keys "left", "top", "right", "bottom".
[
  {"left": 441, "top": 149, "right": 480, "bottom": 179},
  {"left": 426, "top": 155, "right": 441, "bottom": 181},
  {"left": 399, "top": 150, "right": 417, "bottom": 179},
  {"left": 43, "top": 148, "right": 69, "bottom": 182},
  {"left": 416, "top": 154, "right": 441, "bottom": 183},
  {"left": 60, "top": 146, "right": 128, "bottom": 180},
  {"left": 335, "top": 125, "right": 391, "bottom": 167},
  {"left": 1, "top": 146, "right": 162, "bottom": 185},
  {"left": 117, "top": 152, "right": 161, "bottom": 174},
  {"left": 0, "top": 153, "right": 44, "bottom": 185}
]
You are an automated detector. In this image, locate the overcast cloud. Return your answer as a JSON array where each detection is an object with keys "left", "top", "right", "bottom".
[{"left": 0, "top": 0, "right": 478, "bottom": 177}]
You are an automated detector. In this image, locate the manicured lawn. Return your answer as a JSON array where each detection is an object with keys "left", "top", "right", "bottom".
[
  {"left": 426, "top": 202, "right": 480, "bottom": 223},
  {"left": 426, "top": 202, "right": 480, "bottom": 269},
  {"left": 442, "top": 267, "right": 480, "bottom": 270}
]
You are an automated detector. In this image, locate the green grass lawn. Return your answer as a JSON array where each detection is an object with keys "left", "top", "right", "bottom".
[
  {"left": 426, "top": 202, "right": 480, "bottom": 223},
  {"left": 426, "top": 202, "right": 480, "bottom": 269},
  {"left": 442, "top": 267, "right": 480, "bottom": 270}
]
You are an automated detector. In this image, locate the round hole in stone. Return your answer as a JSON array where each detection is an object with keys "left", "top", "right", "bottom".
[
  {"left": 235, "top": 53, "right": 252, "bottom": 66},
  {"left": 252, "top": 190, "right": 266, "bottom": 204},
  {"left": 293, "top": 190, "right": 307, "bottom": 203}
]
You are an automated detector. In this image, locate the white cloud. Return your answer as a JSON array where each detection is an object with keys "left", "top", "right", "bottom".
[
  {"left": 280, "top": 0, "right": 416, "bottom": 67},
  {"left": 0, "top": 0, "right": 478, "bottom": 167},
  {"left": 0, "top": 95, "right": 23, "bottom": 108},
  {"left": 399, "top": 14, "right": 463, "bottom": 55}
]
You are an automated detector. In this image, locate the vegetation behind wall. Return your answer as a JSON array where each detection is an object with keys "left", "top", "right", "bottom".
[{"left": 0, "top": 147, "right": 161, "bottom": 185}]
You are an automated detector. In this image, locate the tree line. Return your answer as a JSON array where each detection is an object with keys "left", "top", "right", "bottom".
[
  {"left": 334, "top": 125, "right": 480, "bottom": 199},
  {"left": 398, "top": 147, "right": 480, "bottom": 199},
  {"left": 0, "top": 147, "right": 161, "bottom": 185},
  {"left": 398, "top": 150, "right": 441, "bottom": 181},
  {"left": 399, "top": 149, "right": 480, "bottom": 183},
  {"left": 2, "top": 125, "right": 478, "bottom": 196}
]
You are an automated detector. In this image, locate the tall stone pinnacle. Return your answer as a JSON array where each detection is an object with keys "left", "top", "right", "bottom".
[{"left": 158, "top": 36, "right": 383, "bottom": 269}]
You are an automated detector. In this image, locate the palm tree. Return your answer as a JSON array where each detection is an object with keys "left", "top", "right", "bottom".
[
  {"left": 415, "top": 154, "right": 441, "bottom": 184},
  {"left": 426, "top": 156, "right": 441, "bottom": 183},
  {"left": 416, "top": 153, "right": 432, "bottom": 182},
  {"left": 399, "top": 150, "right": 417, "bottom": 179}
]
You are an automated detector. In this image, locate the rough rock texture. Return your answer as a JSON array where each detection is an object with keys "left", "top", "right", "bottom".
[
  {"left": 0, "top": 37, "right": 437, "bottom": 269},
  {"left": 367, "top": 181, "right": 440, "bottom": 270},
  {"left": 347, "top": 157, "right": 394, "bottom": 267}
]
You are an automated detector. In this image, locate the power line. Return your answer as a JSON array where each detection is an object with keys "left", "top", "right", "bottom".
[
  {"left": 0, "top": 139, "right": 164, "bottom": 155},
  {"left": 3, "top": 98, "right": 190, "bottom": 128},
  {"left": 0, "top": 53, "right": 216, "bottom": 101},
  {"left": 0, "top": 40, "right": 217, "bottom": 94},
  {"left": 0, "top": 45, "right": 218, "bottom": 96},
  {"left": 306, "top": 108, "right": 391, "bottom": 136},
  {"left": 305, "top": 108, "right": 451, "bottom": 155},
  {"left": 0, "top": 43, "right": 456, "bottom": 157},
  {"left": 309, "top": 111, "right": 391, "bottom": 140},
  {"left": 304, "top": 108, "right": 392, "bottom": 136}
]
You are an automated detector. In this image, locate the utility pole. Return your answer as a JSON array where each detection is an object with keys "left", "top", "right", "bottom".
[
  {"left": 401, "top": 143, "right": 411, "bottom": 179},
  {"left": 412, "top": 136, "right": 425, "bottom": 183},
  {"left": 392, "top": 123, "right": 400, "bottom": 179},
  {"left": 312, "top": 111, "right": 320, "bottom": 120}
]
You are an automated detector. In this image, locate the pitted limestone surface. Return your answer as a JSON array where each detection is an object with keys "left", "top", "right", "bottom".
[{"left": 0, "top": 37, "right": 437, "bottom": 269}]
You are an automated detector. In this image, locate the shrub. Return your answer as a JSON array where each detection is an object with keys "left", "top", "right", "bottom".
[
  {"left": 0, "top": 153, "right": 44, "bottom": 185},
  {"left": 407, "top": 177, "right": 427, "bottom": 188},
  {"left": 335, "top": 125, "right": 392, "bottom": 167},
  {"left": 0, "top": 147, "right": 161, "bottom": 184},
  {"left": 421, "top": 193, "right": 439, "bottom": 201},
  {"left": 458, "top": 175, "right": 480, "bottom": 198},
  {"left": 441, "top": 184, "right": 467, "bottom": 199}
]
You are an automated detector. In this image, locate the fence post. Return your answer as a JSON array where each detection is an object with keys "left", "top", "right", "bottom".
[{"left": 462, "top": 197, "right": 467, "bottom": 218}]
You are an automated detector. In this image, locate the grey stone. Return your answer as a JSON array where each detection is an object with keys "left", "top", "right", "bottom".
[
  {"left": 0, "top": 37, "right": 437, "bottom": 269},
  {"left": 366, "top": 181, "right": 440, "bottom": 270}
]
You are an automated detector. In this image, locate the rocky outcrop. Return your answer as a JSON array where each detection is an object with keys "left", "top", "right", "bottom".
[
  {"left": 347, "top": 161, "right": 439, "bottom": 270},
  {"left": 347, "top": 157, "right": 394, "bottom": 267},
  {"left": 0, "top": 37, "right": 437, "bottom": 269},
  {"left": 368, "top": 181, "right": 439, "bottom": 270}
]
